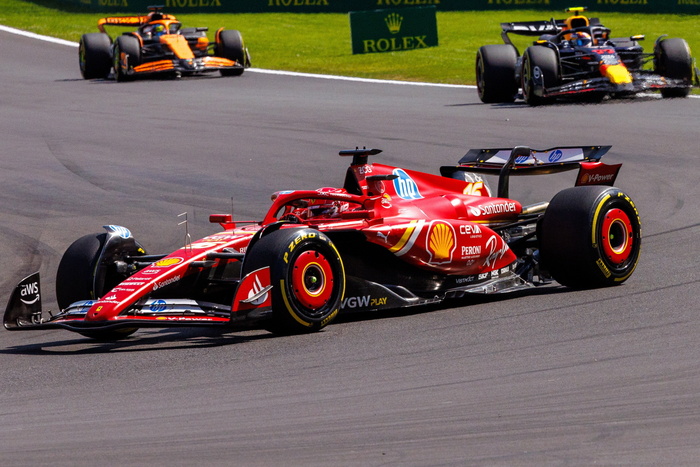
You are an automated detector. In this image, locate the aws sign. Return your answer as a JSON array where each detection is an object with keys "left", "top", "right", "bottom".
[{"left": 350, "top": 6, "right": 438, "bottom": 54}]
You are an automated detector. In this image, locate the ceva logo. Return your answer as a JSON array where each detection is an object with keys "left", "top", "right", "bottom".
[{"left": 392, "top": 169, "right": 423, "bottom": 200}]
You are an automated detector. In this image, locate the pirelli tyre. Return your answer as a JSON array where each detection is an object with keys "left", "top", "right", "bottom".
[
  {"left": 476, "top": 44, "right": 518, "bottom": 103},
  {"left": 521, "top": 45, "right": 560, "bottom": 106},
  {"left": 113, "top": 35, "right": 141, "bottom": 82},
  {"left": 216, "top": 29, "right": 247, "bottom": 77},
  {"left": 654, "top": 38, "right": 693, "bottom": 98},
  {"left": 242, "top": 227, "right": 345, "bottom": 335},
  {"left": 539, "top": 186, "right": 641, "bottom": 288},
  {"left": 56, "top": 232, "right": 143, "bottom": 340},
  {"left": 79, "top": 33, "right": 112, "bottom": 79}
]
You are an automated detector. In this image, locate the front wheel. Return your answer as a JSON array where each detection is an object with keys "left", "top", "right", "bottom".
[
  {"left": 216, "top": 29, "right": 247, "bottom": 77},
  {"left": 476, "top": 44, "right": 518, "bottom": 103},
  {"left": 654, "top": 38, "right": 693, "bottom": 98},
  {"left": 521, "top": 46, "right": 560, "bottom": 106},
  {"left": 113, "top": 35, "right": 141, "bottom": 82},
  {"left": 539, "top": 186, "right": 641, "bottom": 288},
  {"left": 79, "top": 33, "right": 112, "bottom": 79},
  {"left": 242, "top": 228, "right": 345, "bottom": 335},
  {"left": 56, "top": 232, "right": 144, "bottom": 340}
]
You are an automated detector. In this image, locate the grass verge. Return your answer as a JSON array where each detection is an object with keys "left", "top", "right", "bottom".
[{"left": 1, "top": 0, "right": 698, "bottom": 85}]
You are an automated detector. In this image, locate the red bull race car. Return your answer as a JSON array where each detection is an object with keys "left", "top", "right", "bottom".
[
  {"left": 5, "top": 146, "right": 641, "bottom": 341},
  {"left": 476, "top": 7, "right": 698, "bottom": 105},
  {"left": 79, "top": 6, "right": 250, "bottom": 81}
]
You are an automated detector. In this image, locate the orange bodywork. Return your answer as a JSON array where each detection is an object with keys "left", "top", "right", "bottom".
[{"left": 159, "top": 35, "right": 194, "bottom": 59}]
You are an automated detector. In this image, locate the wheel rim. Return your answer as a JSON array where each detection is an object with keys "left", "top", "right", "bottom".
[
  {"left": 79, "top": 44, "right": 86, "bottom": 73},
  {"left": 601, "top": 208, "right": 634, "bottom": 265},
  {"left": 291, "top": 250, "right": 334, "bottom": 311},
  {"left": 521, "top": 56, "right": 531, "bottom": 100},
  {"left": 113, "top": 46, "right": 122, "bottom": 77},
  {"left": 476, "top": 55, "right": 485, "bottom": 98}
]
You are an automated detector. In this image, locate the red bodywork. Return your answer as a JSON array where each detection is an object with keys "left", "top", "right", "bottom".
[{"left": 4, "top": 146, "right": 627, "bottom": 336}]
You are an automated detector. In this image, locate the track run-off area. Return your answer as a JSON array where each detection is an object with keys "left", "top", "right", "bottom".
[{"left": 1, "top": 26, "right": 699, "bottom": 465}]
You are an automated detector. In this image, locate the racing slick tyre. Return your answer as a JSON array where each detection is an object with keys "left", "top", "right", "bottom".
[
  {"left": 539, "top": 186, "right": 641, "bottom": 288},
  {"left": 56, "top": 233, "right": 141, "bottom": 340},
  {"left": 521, "top": 46, "right": 560, "bottom": 106},
  {"left": 216, "top": 29, "right": 247, "bottom": 77},
  {"left": 242, "top": 228, "right": 345, "bottom": 335},
  {"left": 654, "top": 38, "right": 693, "bottom": 98},
  {"left": 476, "top": 44, "right": 518, "bottom": 103},
  {"left": 79, "top": 33, "right": 112, "bottom": 80},
  {"left": 113, "top": 35, "right": 141, "bottom": 82}
]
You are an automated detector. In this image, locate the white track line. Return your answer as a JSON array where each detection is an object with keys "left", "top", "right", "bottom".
[
  {"left": 0, "top": 23, "right": 472, "bottom": 88},
  {"left": 0, "top": 24, "right": 79, "bottom": 47},
  {"left": 3, "top": 23, "right": 698, "bottom": 96}
]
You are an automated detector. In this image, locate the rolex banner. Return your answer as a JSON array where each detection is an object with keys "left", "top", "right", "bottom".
[{"left": 350, "top": 6, "right": 438, "bottom": 55}]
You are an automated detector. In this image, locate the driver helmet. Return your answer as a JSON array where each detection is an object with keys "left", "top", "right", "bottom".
[
  {"left": 152, "top": 24, "right": 167, "bottom": 37},
  {"left": 570, "top": 32, "right": 592, "bottom": 47}
]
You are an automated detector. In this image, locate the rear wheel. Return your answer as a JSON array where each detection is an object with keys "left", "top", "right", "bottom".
[
  {"left": 113, "top": 35, "right": 141, "bottom": 82},
  {"left": 476, "top": 44, "right": 518, "bottom": 103},
  {"left": 217, "top": 29, "right": 247, "bottom": 77},
  {"left": 521, "top": 46, "right": 560, "bottom": 106},
  {"left": 654, "top": 38, "right": 693, "bottom": 98},
  {"left": 56, "top": 233, "right": 142, "bottom": 340},
  {"left": 242, "top": 228, "right": 345, "bottom": 335},
  {"left": 79, "top": 33, "right": 112, "bottom": 79},
  {"left": 539, "top": 186, "right": 641, "bottom": 288}
]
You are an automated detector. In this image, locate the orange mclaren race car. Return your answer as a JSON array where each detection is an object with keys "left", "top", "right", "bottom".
[{"left": 78, "top": 6, "right": 251, "bottom": 81}]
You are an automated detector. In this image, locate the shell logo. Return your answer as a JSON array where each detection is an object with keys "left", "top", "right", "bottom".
[
  {"left": 427, "top": 221, "right": 456, "bottom": 264},
  {"left": 154, "top": 257, "right": 183, "bottom": 267}
]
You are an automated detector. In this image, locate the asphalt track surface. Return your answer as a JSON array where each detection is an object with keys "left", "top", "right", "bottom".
[{"left": 1, "top": 29, "right": 699, "bottom": 466}]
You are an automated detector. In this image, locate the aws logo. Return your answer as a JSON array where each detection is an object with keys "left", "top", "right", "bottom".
[
  {"left": 392, "top": 169, "right": 423, "bottom": 200},
  {"left": 427, "top": 221, "right": 456, "bottom": 264},
  {"left": 20, "top": 281, "right": 40, "bottom": 305}
]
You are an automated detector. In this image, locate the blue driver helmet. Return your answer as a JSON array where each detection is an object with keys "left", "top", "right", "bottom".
[{"left": 570, "top": 32, "right": 592, "bottom": 47}]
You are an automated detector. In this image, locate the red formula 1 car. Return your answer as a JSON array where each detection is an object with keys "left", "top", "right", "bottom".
[
  {"left": 79, "top": 6, "right": 250, "bottom": 81},
  {"left": 5, "top": 146, "right": 641, "bottom": 340},
  {"left": 476, "top": 7, "right": 698, "bottom": 105}
]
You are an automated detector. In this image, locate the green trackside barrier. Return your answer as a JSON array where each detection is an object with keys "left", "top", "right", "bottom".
[
  {"left": 60, "top": 0, "right": 700, "bottom": 14},
  {"left": 350, "top": 6, "right": 437, "bottom": 54}
]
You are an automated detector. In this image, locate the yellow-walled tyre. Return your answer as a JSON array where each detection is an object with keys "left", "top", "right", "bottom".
[
  {"left": 79, "top": 33, "right": 111, "bottom": 79},
  {"left": 521, "top": 46, "right": 560, "bottom": 106},
  {"left": 539, "top": 186, "right": 641, "bottom": 288},
  {"left": 242, "top": 227, "right": 345, "bottom": 335}
]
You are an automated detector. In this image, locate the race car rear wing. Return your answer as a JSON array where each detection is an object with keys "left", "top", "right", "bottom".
[
  {"left": 440, "top": 146, "right": 620, "bottom": 198},
  {"left": 500, "top": 17, "right": 602, "bottom": 49},
  {"left": 97, "top": 14, "right": 178, "bottom": 33}
]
